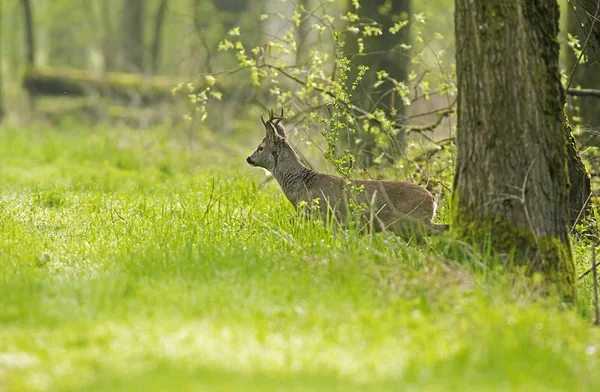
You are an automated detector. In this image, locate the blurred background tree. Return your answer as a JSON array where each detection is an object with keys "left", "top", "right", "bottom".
[
  {"left": 120, "top": 0, "right": 145, "bottom": 73},
  {"left": 566, "top": 0, "right": 600, "bottom": 146},
  {"left": 0, "top": 0, "right": 452, "bottom": 125},
  {"left": 344, "top": 0, "right": 411, "bottom": 164}
]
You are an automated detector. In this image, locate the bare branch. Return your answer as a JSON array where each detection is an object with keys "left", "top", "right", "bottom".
[
  {"left": 579, "top": 249, "right": 600, "bottom": 280},
  {"left": 567, "top": 87, "right": 600, "bottom": 98},
  {"left": 404, "top": 108, "right": 455, "bottom": 134}
]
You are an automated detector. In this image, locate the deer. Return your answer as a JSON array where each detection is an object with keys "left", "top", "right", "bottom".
[{"left": 246, "top": 110, "right": 449, "bottom": 238}]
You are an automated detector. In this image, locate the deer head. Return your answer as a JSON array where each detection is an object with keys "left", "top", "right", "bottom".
[{"left": 246, "top": 109, "right": 288, "bottom": 171}]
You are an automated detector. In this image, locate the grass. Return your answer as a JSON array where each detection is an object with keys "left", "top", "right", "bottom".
[{"left": 0, "top": 123, "right": 599, "bottom": 391}]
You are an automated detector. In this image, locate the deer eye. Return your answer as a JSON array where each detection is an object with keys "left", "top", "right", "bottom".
[{"left": 258, "top": 146, "right": 264, "bottom": 152}]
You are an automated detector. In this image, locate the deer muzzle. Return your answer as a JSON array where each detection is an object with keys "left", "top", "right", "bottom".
[{"left": 246, "top": 156, "right": 255, "bottom": 166}]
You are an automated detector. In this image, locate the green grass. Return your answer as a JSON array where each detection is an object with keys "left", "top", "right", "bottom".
[{"left": 1, "top": 124, "right": 599, "bottom": 391}]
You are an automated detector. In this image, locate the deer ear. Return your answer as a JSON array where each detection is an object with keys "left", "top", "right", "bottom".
[
  {"left": 264, "top": 120, "right": 279, "bottom": 144},
  {"left": 273, "top": 119, "right": 286, "bottom": 138}
]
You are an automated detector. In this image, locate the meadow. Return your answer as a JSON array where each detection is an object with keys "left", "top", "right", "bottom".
[{"left": 1, "top": 123, "right": 600, "bottom": 391}]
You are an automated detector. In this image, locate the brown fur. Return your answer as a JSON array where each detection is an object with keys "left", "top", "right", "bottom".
[{"left": 246, "top": 112, "right": 447, "bottom": 237}]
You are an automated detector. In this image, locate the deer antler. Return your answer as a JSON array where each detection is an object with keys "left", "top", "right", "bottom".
[
  {"left": 267, "top": 108, "right": 285, "bottom": 125},
  {"left": 261, "top": 109, "right": 286, "bottom": 129}
]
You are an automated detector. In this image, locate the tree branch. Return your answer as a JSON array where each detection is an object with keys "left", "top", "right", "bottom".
[
  {"left": 245, "top": 63, "right": 456, "bottom": 135},
  {"left": 567, "top": 87, "right": 600, "bottom": 98},
  {"left": 404, "top": 108, "right": 455, "bottom": 133}
]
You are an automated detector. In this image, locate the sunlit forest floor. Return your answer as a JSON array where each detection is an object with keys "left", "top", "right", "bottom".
[{"left": 1, "top": 124, "right": 600, "bottom": 391}]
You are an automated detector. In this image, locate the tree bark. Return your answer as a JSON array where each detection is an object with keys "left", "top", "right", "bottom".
[
  {"left": 121, "top": 0, "right": 145, "bottom": 73},
  {"left": 345, "top": 0, "right": 411, "bottom": 164},
  {"left": 566, "top": 0, "right": 600, "bottom": 144},
  {"left": 452, "top": 0, "right": 575, "bottom": 299},
  {"left": 151, "top": 0, "right": 168, "bottom": 74}
]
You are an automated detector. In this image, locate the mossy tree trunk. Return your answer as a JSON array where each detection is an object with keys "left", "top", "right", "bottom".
[
  {"left": 345, "top": 0, "right": 411, "bottom": 164},
  {"left": 566, "top": 0, "right": 600, "bottom": 144},
  {"left": 452, "top": 0, "right": 575, "bottom": 299}
]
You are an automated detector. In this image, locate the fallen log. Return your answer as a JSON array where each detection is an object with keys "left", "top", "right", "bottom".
[
  {"left": 23, "top": 66, "right": 180, "bottom": 104},
  {"left": 36, "top": 96, "right": 187, "bottom": 127}
]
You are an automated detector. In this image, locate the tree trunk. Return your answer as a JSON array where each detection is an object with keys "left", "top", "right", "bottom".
[
  {"left": 212, "top": 0, "right": 249, "bottom": 33},
  {"left": 347, "top": 0, "right": 411, "bottom": 112},
  {"left": 345, "top": 0, "right": 411, "bottom": 164},
  {"left": 452, "top": 0, "right": 575, "bottom": 299},
  {"left": 99, "top": 0, "right": 116, "bottom": 72},
  {"left": 151, "top": 0, "right": 168, "bottom": 74},
  {"left": 212, "top": 0, "right": 248, "bottom": 13},
  {"left": 295, "top": 0, "right": 315, "bottom": 64},
  {"left": 21, "top": 0, "right": 36, "bottom": 109},
  {"left": 566, "top": 0, "right": 600, "bottom": 145},
  {"left": 121, "top": 0, "right": 145, "bottom": 73}
]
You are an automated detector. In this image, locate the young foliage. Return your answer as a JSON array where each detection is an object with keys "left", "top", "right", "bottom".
[{"left": 178, "top": 0, "right": 456, "bottom": 186}]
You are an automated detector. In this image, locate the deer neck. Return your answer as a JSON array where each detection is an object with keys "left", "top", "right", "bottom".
[{"left": 271, "top": 147, "right": 316, "bottom": 206}]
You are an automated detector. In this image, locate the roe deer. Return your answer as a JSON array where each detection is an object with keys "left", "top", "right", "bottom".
[{"left": 246, "top": 110, "right": 448, "bottom": 237}]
